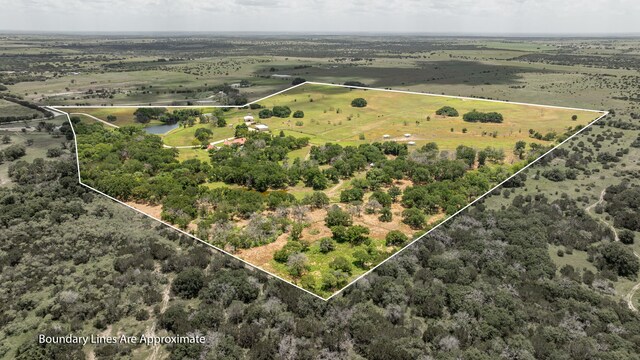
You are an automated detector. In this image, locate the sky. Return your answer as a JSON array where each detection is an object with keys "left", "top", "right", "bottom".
[{"left": 0, "top": 0, "right": 639, "bottom": 35}]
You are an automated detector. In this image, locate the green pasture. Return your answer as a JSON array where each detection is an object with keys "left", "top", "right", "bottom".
[
  {"left": 163, "top": 123, "right": 235, "bottom": 147},
  {"left": 65, "top": 83, "right": 602, "bottom": 163},
  {"left": 228, "top": 83, "right": 601, "bottom": 153}
]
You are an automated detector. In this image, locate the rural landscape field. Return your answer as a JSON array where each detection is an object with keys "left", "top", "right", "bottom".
[
  {"left": 1, "top": 32, "right": 640, "bottom": 359},
  {"left": 62, "top": 82, "right": 601, "bottom": 297}
]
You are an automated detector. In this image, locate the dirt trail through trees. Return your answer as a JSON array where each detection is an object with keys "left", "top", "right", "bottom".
[
  {"left": 147, "top": 264, "right": 172, "bottom": 360},
  {"left": 586, "top": 188, "right": 639, "bottom": 311}
]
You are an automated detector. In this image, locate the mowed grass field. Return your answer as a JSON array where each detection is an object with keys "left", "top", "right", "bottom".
[
  {"left": 163, "top": 123, "right": 235, "bottom": 147},
  {"left": 62, "top": 83, "right": 603, "bottom": 162},
  {"left": 228, "top": 84, "right": 602, "bottom": 157}
]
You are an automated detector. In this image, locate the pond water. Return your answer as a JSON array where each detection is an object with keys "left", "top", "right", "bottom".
[{"left": 144, "top": 123, "right": 179, "bottom": 135}]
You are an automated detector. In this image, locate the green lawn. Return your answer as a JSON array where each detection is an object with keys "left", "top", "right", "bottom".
[
  {"left": 163, "top": 123, "right": 235, "bottom": 147},
  {"left": 236, "top": 84, "right": 600, "bottom": 155}
]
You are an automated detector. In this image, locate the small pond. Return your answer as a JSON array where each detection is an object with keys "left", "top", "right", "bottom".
[{"left": 144, "top": 123, "right": 179, "bottom": 135}]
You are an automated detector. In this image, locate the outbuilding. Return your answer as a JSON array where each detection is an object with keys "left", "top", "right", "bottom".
[{"left": 254, "top": 124, "right": 270, "bottom": 132}]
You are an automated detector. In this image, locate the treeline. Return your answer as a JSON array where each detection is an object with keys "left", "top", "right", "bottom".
[
  {"left": 258, "top": 105, "right": 305, "bottom": 119},
  {"left": 462, "top": 109, "right": 504, "bottom": 123},
  {"left": 0, "top": 95, "right": 53, "bottom": 123}
]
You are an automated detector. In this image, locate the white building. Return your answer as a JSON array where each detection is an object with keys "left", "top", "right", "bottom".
[
  {"left": 383, "top": 134, "right": 390, "bottom": 139},
  {"left": 408, "top": 141, "right": 416, "bottom": 146},
  {"left": 244, "top": 115, "right": 255, "bottom": 124},
  {"left": 254, "top": 124, "right": 270, "bottom": 132},
  {"left": 404, "top": 133, "right": 411, "bottom": 137}
]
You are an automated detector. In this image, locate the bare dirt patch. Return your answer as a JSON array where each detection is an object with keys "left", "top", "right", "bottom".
[
  {"left": 237, "top": 232, "right": 289, "bottom": 267},
  {"left": 125, "top": 201, "right": 163, "bottom": 219}
]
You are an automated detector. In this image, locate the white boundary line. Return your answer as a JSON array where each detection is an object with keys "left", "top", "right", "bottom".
[{"left": 48, "top": 82, "right": 608, "bottom": 301}]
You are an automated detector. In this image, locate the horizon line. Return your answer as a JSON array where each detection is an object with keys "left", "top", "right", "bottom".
[{"left": 1, "top": 30, "right": 640, "bottom": 38}]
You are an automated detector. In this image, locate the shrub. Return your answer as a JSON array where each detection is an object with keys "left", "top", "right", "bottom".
[
  {"left": 402, "top": 208, "right": 426, "bottom": 229},
  {"left": 599, "top": 242, "right": 639, "bottom": 277},
  {"left": 302, "top": 191, "right": 330, "bottom": 209},
  {"left": 371, "top": 191, "right": 392, "bottom": 208},
  {"left": 330, "top": 256, "right": 352, "bottom": 274},
  {"left": 462, "top": 110, "right": 503, "bottom": 123},
  {"left": 325, "top": 206, "right": 353, "bottom": 227},
  {"left": 379, "top": 207, "right": 392, "bottom": 222},
  {"left": 351, "top": 98, "right": 367, "bottom": 108},
  {"left": 2, "top": 144, "right": 26, "bottom": 161},
  {"left": 620, "top": 229, "right": 635, "bottom": 245},
  {"left": 300, "top": 274, "right": 316, "bottom": 290},
  {"left": 385, "top": 230, "right": 409, "bottom": 246},
  {"left": 194, "top": 128, "right": 213, "bottom": 142},
  {"left": 292, "top": 77, "right": 306, "bottom": 85},
  {"left": 319, "top": 238, "right": 335, "bottom": 253},
  {"left": 345, "top": 225, "right": 370, "bottom": 245},
  {"left": 259, "top": 108, "right": 273, "bottom": 119},
  {"left": 322, "top": 272, "right": 338, "bottom": 290},
  {"left": 353, "top": 249, "right": 371, "bottom": 269},
  {"left": 542, "top": 168, "right": 566, "bottom": 182},
  {"left": 172, "top": 268, "right": 205, "bottom": 299},
  {"left": 287, "top": 253, "right": 308, "bottom": 277},
  {"left": 46, "top": 148, "right": 63, "bottom": 158},
  {"left": 135, "top": 309, "right": 150, "bottom": 321},
  {"left": 435, "top": 106, "right": 459, "bottom": 117},
  {"left": 293, "top": 110, "right": 304, "bottom": 118},
  {"left": 274, "top": 241, "right": 304, "bottom": 263},
  {"left": 272, "top": 106, "right": 292, "bottom": 118},
  {"left": 340, "top": 188, "right": 364, "bottom": 203}
]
